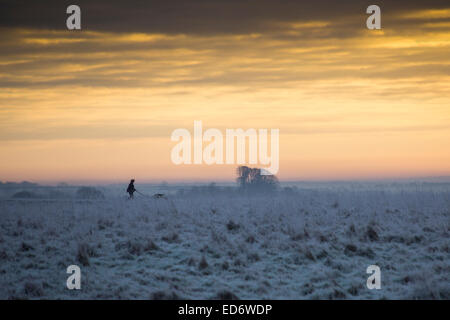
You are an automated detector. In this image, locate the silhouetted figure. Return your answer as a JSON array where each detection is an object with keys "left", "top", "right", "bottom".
[{"left": 127, "top": 179, "right": 136, "bottom": 199}]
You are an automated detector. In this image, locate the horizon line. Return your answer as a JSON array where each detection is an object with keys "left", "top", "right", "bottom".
[{"left": 2, "top": 174, "right": 450, "bottom": 186}]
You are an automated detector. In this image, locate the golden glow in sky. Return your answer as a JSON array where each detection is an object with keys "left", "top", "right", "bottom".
[{"left": 0, "top": 3, "right": 449, "bottom": 183}]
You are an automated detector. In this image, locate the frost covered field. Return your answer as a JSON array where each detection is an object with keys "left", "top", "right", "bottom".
[{"left": 0, "top": 183, "right": 449, "bottom": 299}]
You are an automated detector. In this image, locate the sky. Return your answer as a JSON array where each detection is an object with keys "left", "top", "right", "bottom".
[{"left": 0, "top": 0, "right": 449, "bottom": 183}]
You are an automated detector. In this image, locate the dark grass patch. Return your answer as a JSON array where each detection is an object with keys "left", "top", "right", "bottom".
[
  {"left": 77, "top": 243, "right": 97, "bottom": 266},
  {"left": 214, "top": 290, "right": 239, "bottom": 300},
  {"left": 20, "top": 242, "right": 34, "bottom": 252},
  {"left": 366, "top": 226, "right": 379, "bottom": 241},
  {"left": 198, "top": 256, "right": 209, "bottom": 270},
  {"left": 150, "top": 290, "right": 182, "bottom": 300},
  {"left": 24, "top": 282, "right": 44, "bottom": 297},
  {"left": 162, "top": 233, "right": 180, "bottom": 243},
  {"left": 226, "top": 220, "right": 240, "bottom": 232}
]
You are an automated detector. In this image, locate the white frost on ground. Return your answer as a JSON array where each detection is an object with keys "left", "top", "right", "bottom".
[{"left": 0, "top": 184, "right": 449, "bottom": 299}]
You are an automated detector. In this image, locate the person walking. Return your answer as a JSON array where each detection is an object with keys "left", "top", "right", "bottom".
[{"left": 127, "top": 179, "right": 136, "bottom": 199}]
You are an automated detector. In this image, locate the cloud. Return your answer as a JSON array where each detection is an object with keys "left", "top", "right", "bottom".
[
  {"left": 0, "top": 0, "right": 449, "bottom": 183},
  {"left": 1, "top": 0, "right": 449, "bottom": 35}
]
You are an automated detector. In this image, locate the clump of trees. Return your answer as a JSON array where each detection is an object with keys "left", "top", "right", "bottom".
[
  {"left": 76, "top": 187, "right": 105, "bottom": 200},
  {"left": 236, "top": 166, "right": 279, "bottom": 193},
  {"left": 12, "top": 191, "right": 40, "bottom": 199}
]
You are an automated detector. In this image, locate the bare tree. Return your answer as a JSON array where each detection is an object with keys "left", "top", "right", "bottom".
[{"left": 236, "top": 166, "right": 279, "bottom": 193}]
